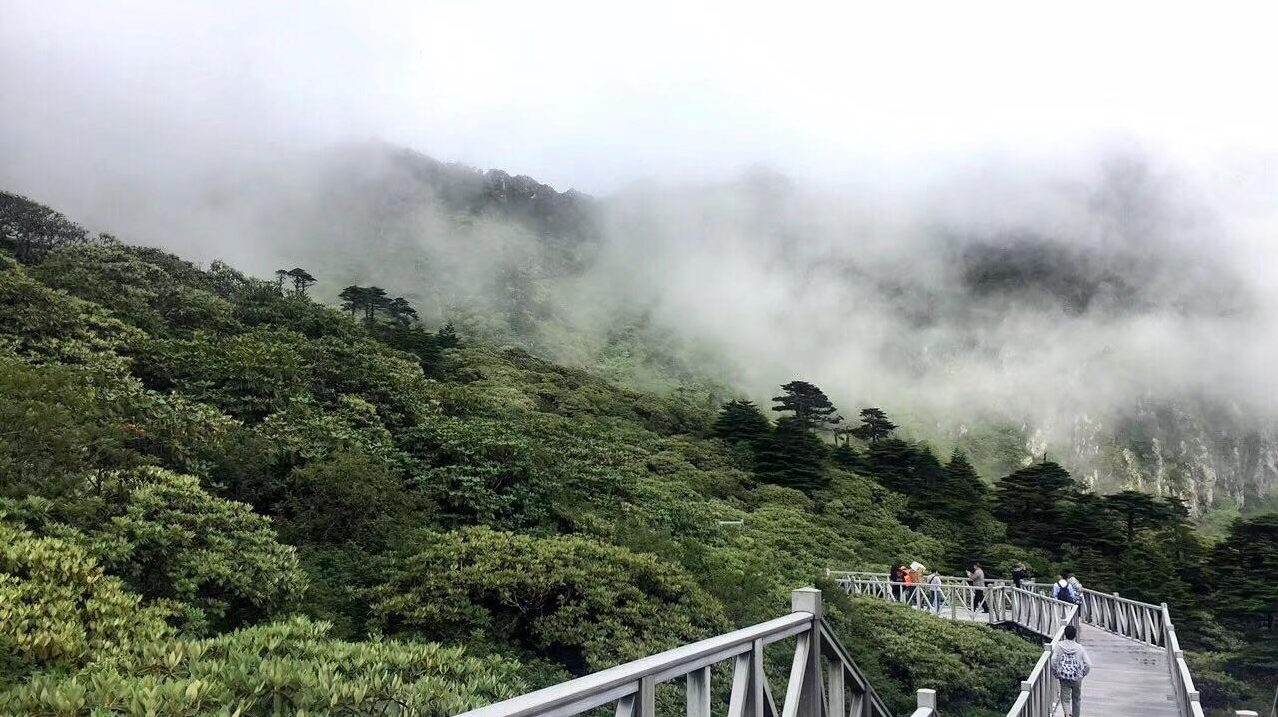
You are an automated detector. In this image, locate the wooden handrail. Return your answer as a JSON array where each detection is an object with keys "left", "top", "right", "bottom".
[
  {"left": 833, "top": 570, "right": 1209, "bottom": 717},
  {"left": 455, "top": 589, "right": 897, "bottom": 717}
]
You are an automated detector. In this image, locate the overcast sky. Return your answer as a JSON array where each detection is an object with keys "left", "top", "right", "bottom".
[{"left": 4, "top": 0, "right": 1278, "bottom": 195}]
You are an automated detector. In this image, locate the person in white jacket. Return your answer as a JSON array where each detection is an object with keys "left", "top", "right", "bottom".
[{"left": 1051, "top": 625, "right": 1093, "bottom": 717}]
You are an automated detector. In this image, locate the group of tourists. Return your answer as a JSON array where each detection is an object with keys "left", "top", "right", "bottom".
[{"left": 884, "top": 561, "right": 1093, "bottom": 717}]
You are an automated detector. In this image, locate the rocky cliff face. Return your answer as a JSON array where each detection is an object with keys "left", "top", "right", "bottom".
[{"left": 1061, "top": 400, "right": 1278, "bottom": 513}]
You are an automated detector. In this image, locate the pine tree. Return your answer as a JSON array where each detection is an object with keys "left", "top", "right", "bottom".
[
  {"left": 285, "top": 268, "right": 316, "bottom": 297},
  {"left": 712, "top": 400, "right": 771, "bottom": 447},
  {"left": 754, "top": 416, "right": 829, "bottom": 494},
  {"left": 1212, "top": 514, "right": 1278, "bottom": 633},
  {"left": 274, "top": 269, "right": 290, "bottom": 295},
  {"left": 436, "top": 321, "right": 460, "bottom": 348},
  {"left": 831, "top": 443, "right": 867, "bottom": 472},
  {"left": 361, "top": 287, "right": 389, "bottom": 324},
  {"left": 387, "top": 297, "right": 419, "bottom": 326},
  {"left": 338, "top": 285, "right": 363, "bottom": 316},
  {"left": 850, "top": 408, "right": 897, "bottom": 443},
  {"left": 994, "top": 461, "right": 1078, "bottom": 552},
  {"left": 943, "top": 450, "right": 987, "bottom": 508},
  {"left": 1102, "top": 490, "right": 1181, "bottom": 544},
  {"left": 1062, "top": 492, "right": 1126, "bottom": 558},
  {"left": 865, "top": 437, "right": 921, "bottom": 494},
  {"left": 771, "top": 381, "right": 842, "bottom": 431}
]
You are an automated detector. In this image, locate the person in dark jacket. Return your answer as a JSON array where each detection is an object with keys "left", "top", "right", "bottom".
[{"left": 1011, "top": 563, "right": 1029, "bottom": 589}]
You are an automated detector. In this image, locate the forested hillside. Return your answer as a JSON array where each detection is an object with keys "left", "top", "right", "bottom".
[
  {"left": 1, "top": 191, "right": 1274, "bottom": 716},
  {"left": 93, "top": 144, "right": 1275, "bottom": 516}
]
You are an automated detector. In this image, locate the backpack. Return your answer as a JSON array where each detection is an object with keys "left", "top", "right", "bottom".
[
  {"left": 1055, "top": 583, "right": 1077, "bottom": 604},
  {"left": 1053, "top": 647, "right": 1085, "bottom": 683}
]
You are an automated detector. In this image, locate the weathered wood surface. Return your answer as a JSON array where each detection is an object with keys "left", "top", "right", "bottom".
[{"left": 1052, "top": 626, "right": 1179, "bottom": 717}]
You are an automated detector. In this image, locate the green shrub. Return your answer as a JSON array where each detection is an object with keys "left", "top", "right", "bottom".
[
  {"left": 0, "top": 515, "right": 173, "bottom": 679},
  {"left": 367, "top": 527, "right": 730, "bottom": 672},
  {"left": 93, "top": 468, "right": 308, "bottom": 629},
  {"left": 0, "top": 618, "right": 527, "bottom": 717}
]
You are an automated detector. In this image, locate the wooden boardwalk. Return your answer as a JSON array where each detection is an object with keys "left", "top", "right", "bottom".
[
  {"left": 887, "top": 600, "right": 1181, "bottom": 716},
  {"left": 927, "top": 599, "right": 1178, "bottom": 714},
  {"left": 1055, "top": 626, "right": 1179, "bottom": 717},
  {"left": 830, "top": 573, "right": 1199, "bottom": 717}
]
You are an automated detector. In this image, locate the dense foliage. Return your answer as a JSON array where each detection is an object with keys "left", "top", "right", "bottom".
[{"left": 0, "top": 191, "right": 1270, "bottom": 715}]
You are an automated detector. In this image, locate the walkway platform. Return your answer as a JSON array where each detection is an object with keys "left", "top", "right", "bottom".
[
  {"left": 1060, "top": 626, "right": 1179, "bottom": 717},
  {"left": 830, "top": 572, "right": 1201, "bottom": 717}
]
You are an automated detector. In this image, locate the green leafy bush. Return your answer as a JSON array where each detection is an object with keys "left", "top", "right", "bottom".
[
  {"left": 92, "top": 467, "right": 308, "bottom": 629},
  {"left": 367, "top": 527, "right": 730, "bottom": 672},
  {"left": 0, "top": 515, "right": 173, "bottom": 679},
  {"left": 0, "top": 618, "right": 527, "bottom": 717}
]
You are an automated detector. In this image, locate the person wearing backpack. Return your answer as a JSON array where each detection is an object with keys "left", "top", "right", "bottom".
[
  {"left": 1051, "top": 624, "right": 1092, "bottom": 717},
  {"left": 1053, "top": 575, "right": 1077, "bottom": 603}
]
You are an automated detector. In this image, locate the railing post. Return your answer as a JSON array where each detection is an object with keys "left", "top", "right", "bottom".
[
  {"left": 793, "top": 586, "right": 823, "bottom": 619},
  {"left": 916, "top": 688, "right": 937, "bottom": 711},
  {"left": 687, "top": 666, "right": 711, "bottom": 717},
  {"left": 637, "top": 675, "right": 656, "bottom": 717},
  {"left": 792, "top": 588, "right": 824, "bottom": 717}
]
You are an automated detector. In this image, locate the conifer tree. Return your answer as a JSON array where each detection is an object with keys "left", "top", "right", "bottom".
[
  {"left": 361, "top": 287, "right": 389, "bottom": 324},
  {"left": 712, "top": 400, "right": 771, "bottom": 447},
  {"left": 771, "top": 381, "right": 842, "bottom": 431},
  {"left": 850, "top": 408, "right": 897, "bottom": 443},
  {"left": 338, "top": 285, "right": 363, "bottom": 316},
  {"left": 387, "top": 297, "right": 419, "bottom": 326},
  {"left": 831, "top": 443, "right": 867, "bottom": 472},
  {"left": 1103, "top": 490, "right": 1182, "bottom": 544},
  {"left": 436, "top": 321, "right": 460, "bottom": 348},
  {"left": 943, "top": 449, "right": 987, "bottom": 509},
  {"left": 865, "top": 437, "right": 921, "bottom": 494},
  {"left": 285, "top": 268, "right": 316, "bottom": 297},
  {"left": 994, "top": 460, "right": 1078, "bottom": 552},
  {"left": 1062, "top": 492, "right": 1126, "bottom": 557},
  {"left": 754, "top": 416, "right": 828, "bottom": 494},
  {"left": 1212, "top": 514, "right": 1278, "bottom": 633}
]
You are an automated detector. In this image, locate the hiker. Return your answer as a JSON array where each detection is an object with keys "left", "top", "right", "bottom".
[
  {"left": 1011, "top": 563, "right": 1029, "bottom": 589},
  {"left": 889, "top": 564, "right": 904, "bottom": 601},
  {"left": 928, "top": 569, "right": 944, "bottom": 614},
  {"left": 1051, "top": 624, "right": 1092, "bottom": 717},
  {"left": 1054, "top": 574, "right": 1077, "bottom": 604},
  {"left": 907, "top": 561, "right": 925, "bottom": 604},
  {"left": 966, "top": 562, "right": 987, "bottom": 613},
  {"left": 1067, "top": 572, "right": 1084, "bottom": 595}
]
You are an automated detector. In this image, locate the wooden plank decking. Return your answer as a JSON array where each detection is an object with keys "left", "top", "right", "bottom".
[
  {"left": 911, "top": 603, "right": 1180, "bottom": 717},
  {"left": 1051, "top": 626, "right": 1179, "bottom": 717}
]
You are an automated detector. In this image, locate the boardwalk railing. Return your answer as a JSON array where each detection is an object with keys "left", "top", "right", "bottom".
[
  {"left": 832, "top": 574, "right": 1079, "bottom": 717},
  {"left": 830, "top": 574, "right": 1076, "bottom": 640},
  {"left": 988, "top": 586, "right": 1079, "bottom": 639},
  {"left": 455, "top": 589, "right": 915, "bottom": 717},
  {"left": 1022, "top": 582, "right": 1204, "bottom": 715},
  {"left": 1162, "top": 604, "right": 1206, "bottom": 717},
  {"left": 1005, "top": 616, "right": 1075, "bottom": 717},
  {"left": 836, "top": 571, "right": 1212, "bottom": 717},
  {"left": 1020, "top": 582, "right": 1167, "bottom": 647}
]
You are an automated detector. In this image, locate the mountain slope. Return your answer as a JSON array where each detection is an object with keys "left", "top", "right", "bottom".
[{"left": 0, "top": 194, "right": 1048, "bottom": 716}]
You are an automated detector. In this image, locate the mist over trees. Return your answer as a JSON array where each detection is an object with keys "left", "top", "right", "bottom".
[{"left": 1, "top": 188, "right": 1275, "bottom": 715}]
